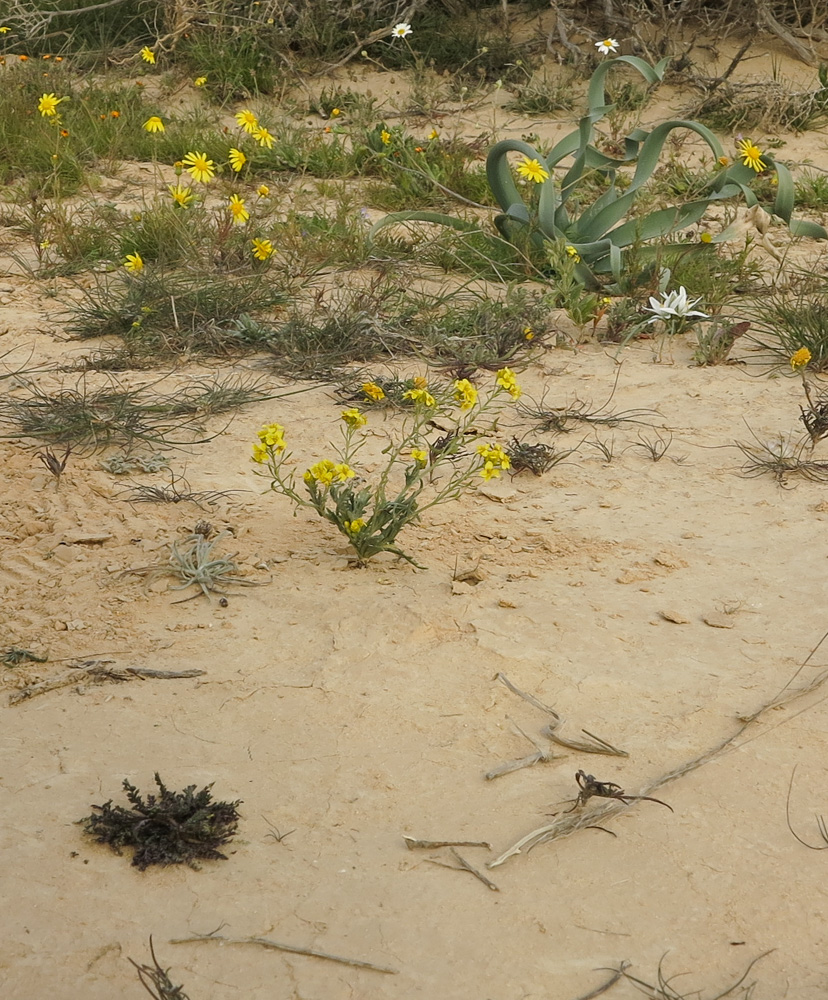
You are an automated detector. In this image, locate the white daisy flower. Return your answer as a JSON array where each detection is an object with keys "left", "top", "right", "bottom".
[
  {"left": 595, "top": 37, "right": 619, "bottom": 55},
  {"left": 392, "top": 22, "right": 412, "bottom": 38}
]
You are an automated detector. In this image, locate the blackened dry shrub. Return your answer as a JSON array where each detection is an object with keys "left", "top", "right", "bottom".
[{"left": 81, "top": 773, "right": 241, "bottom": 870}]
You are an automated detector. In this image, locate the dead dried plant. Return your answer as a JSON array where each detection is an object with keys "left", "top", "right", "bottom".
[{"left": 736, "top": 430, "right": 828, "bottom": 484}]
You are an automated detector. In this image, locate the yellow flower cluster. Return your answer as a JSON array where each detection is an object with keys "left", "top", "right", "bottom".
[
  {"left": 258, "top": 422, "right": 286, "bottom": 450},
  {"left": 453, "top": 378, "right": 478, "bottom": 411},
  {"left": 304, "top": 460, "right": 355, "bottom": 486},
  {"left": 403, "top": 387, "right": 436, "bottom": 408},
  {"left": 362, "top": 381, "right": 385, "bottom": 401},
  {"left": 341, "top": 408, "right": 367, "bottom": 428},
  {"left": 495, "top": 367, "right": 521, "bottom": 399},
  {"left": 410, "top": 448, "right": 428, "bottom": 466},
  {"left": 790, "top": 347, "right": 812, "bottom": 370},
  {"left": 343, "top": 518, "right": 366, "bottom": 534},
  {"left": 477, "top": 443, "right": 511, "bottom": 481},
  {"left": 565, "top": 245, "right": 581, "bottom": 262}
]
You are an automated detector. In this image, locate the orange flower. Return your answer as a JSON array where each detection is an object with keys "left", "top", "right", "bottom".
[
  {"left": 19, "top": 54, "right": 29, "bottom": 61},
  {"left": 110, "top": 110, "right": 120, "bottom": 118},
  {"left": 59, "top": 129, "right": 69, "bottom": 137},
  {"left": 55, "top": 57, "right": 63, "bottom": 62}
]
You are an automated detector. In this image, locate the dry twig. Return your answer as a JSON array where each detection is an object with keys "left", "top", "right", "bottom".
[
  {"left": 9, "top": 661, "right": 205, "bottom": 705},
  {"left": 170, "top": 932, "right": 397, "bottom": 975},
  {"left": 486, "top": 673, "right": 627, "bottom": 779},
  {"left": 425, "top": 847, "right": 499, "bottom": 891}
]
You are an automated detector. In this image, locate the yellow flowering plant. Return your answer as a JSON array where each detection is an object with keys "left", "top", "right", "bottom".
[{"left": 252, "top": 371, "right": 522, "bottom": 567}]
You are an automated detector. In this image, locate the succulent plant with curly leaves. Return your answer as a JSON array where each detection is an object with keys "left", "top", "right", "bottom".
[{"left": 371, "top": 56, "right": 827, "bottom": 286}]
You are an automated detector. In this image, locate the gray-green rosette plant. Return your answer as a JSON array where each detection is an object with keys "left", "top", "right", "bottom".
[{"left": 371, "top": 56, "right": 827, "bottom": 285}]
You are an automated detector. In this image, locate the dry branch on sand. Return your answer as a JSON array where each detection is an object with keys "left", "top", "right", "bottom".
[
  {"left": 485, "top": 672, "right": 627, "bottom": 780},
  {"left": 170, "top": 931, "right": 398, "bottom": 975},
  {"left": 8, "top": 660, "right": 205, "bottom": 705},
  {"left": 490, "top": 634, "right": 828, "bottom": 868}
]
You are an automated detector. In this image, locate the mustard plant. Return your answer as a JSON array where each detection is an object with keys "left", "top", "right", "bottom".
[{"left": 252, "top": 371, "right": 522, "bottom": 567}]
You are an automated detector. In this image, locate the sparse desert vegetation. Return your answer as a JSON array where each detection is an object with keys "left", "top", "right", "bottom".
[{"left": 2, "top": 2, "right": 828, "bottom": 997}]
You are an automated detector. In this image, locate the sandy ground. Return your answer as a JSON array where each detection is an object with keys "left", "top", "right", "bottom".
[{"left": 3, "top": 32, "right": 828, "bottom": 1000}]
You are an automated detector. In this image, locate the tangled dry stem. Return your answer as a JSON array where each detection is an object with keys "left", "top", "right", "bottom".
[{"left": 490, "top": 639, "right": 828, "bottom": 867}]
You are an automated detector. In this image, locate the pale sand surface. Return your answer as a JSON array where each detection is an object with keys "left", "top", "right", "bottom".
[{"left": 2, "top": 38, "right": 828, "bottom": 1000}]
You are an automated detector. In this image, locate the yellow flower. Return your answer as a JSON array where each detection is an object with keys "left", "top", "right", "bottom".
[
  {"left": 341, "top": 407, "right": 367, "bottom": 428},
  {"left": 717, "top": 155, "right": 731, "bottom": 167},
  {"left": 331, "top": 107, "right": 341, "bottom": 117},
  {"left": 228, "top": 193, "right": 250, "bottom": 224},
  {"left": 305, "top": 460, "right": 355, "bottom": 486},
  {"left": 428, "top": 128, "right": 439, "bottom": 140},
  {"left": 524, "top": 326, "right": 534, "bottom": 341},
  {"left": 516, "top": 156, "right": 550, "bottom": 184},
  {"left": 306, "top": 460, "right": 335, "bottom": 486},
  {"left": 251, "top": 442, "right": 269, "bottom": 463},
  {"left": 235, "top": 109, "right": 259, "bottom": 133},
  {"left": 410, "top": 448, "right": 428, "bottom": 466},
  {"left": 362, "top": 381, "right": 385, "bottom": 401},
  {"left": 257, "top": 184, "right": 270, "bottom": 197},
  {"left": 38, "top": 93, "right": 66, "bottom": 117},
  {"left": 228, "top": 147, "right": 246, "bottom": 172},
  {"left": 453, "top": 378, "right": 478, "bottom": 411},
  {"left": 565, "top": 244, "right": 581, "bottom": 262},
  {"left": 123, "top": 252, "right": 144, "bottom": 273},
  {"left": 181, "top": 150, "right": 215, "bottom": 183},
  {"left": 0, "top": 27, "right": 11, "bottom": 33},
  {"left": 736, "top": 138, "right": 766, "bottom": 173},
  {"left": 380, "top": 129, "right": 391, "bottom": 145},
  {"left": 477, "top": 442, "right": 511, "bottom": 480},
  {"left": 143, "top": 115, "right": 164, "bottom": 133},
  {"left": 403, "top": 387, "right": 436, "bottom": 408},
  {"left": 251, "top": 238, "right": 274, "bottom": 261},
  {"left": 256, "top": 422, "right": 286, "bottom": 451},
  {"left": 700, "top": 232, "right": 712, "bottom": 243},
  {"left": 344, "top": 518, "right": 366, "bottom": 534},
  {"left": 790, "top": 347, "right": 812, "bottom": 370},
  {"left": 252, "top": 125, "right": 274, "bottom": 148},
  {"left": 194, "top": 76, "right": 207, "bottom": 86},
  {"left": 140, "top": 46, "right": 155, "bottom": 64},
  {"left": 495, "top": 367, "right": 522, "bottom": 399},
  {"left": 168, "top": 184, "right": 194, "bottom": 207},
  {"left": 412, "top": 376, "right": 428, "bottom": 389}
]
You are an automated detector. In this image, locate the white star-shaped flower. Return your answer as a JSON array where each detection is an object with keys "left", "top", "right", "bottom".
[
  {"left": 392, "top": 22, "right": 412, "bottom": 38},
  {"left": 595, "top": 37, "right": 618, "bottom": 55},
  {"left": 645, "top": 287, "right": 708, "bottom": 323}
]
